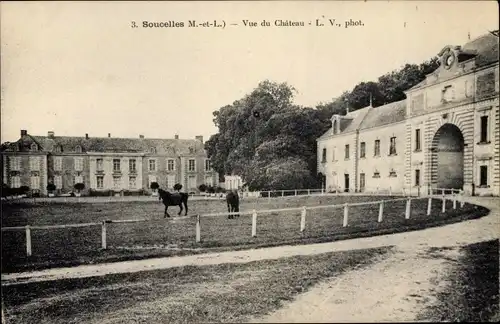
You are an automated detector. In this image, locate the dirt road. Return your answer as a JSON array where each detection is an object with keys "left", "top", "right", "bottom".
[{"left": 253, "top": 197, "right": 499, "bottom": 323}]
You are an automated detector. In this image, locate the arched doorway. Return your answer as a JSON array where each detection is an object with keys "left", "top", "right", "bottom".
[{"left": 430, "top": 123, "right": 465, "bottom": 190}]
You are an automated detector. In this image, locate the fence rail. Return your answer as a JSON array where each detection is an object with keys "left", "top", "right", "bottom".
[
  {"left": 1, "top": 192, "right": 467, "bottom": 257},
  {"left": 1, "top": 186, "right": 465, "bottom": 205}
]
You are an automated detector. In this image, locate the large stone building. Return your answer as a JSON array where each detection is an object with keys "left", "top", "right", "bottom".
[
  {"left": 317, "top": 31, "right": 499, "bottom": 196},
  {"left": 1, "top": 131, "right": 219, "bottom": 196}
]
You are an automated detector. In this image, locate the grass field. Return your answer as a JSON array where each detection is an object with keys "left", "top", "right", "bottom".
[
  {"left": 1, "top": 195, "right": 489, "bottom": 273},
  {"left": 1, "top": 245, "right": 393, "bottom": 324},
  {"left": 416, "top": 239, "right": 500, "bottom": 322}
]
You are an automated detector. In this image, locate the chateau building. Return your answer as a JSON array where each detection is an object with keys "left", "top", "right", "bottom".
[
  {"left": 317, "top": 31, "right": 499, "bottom": 196},
  {"left": 1, "top": 131, "right": 218, "bottom": 196}
]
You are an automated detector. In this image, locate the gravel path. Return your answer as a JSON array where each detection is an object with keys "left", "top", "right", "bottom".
[
  {"left": 253, "top": 197, "right": 499, "bottom": 323},
  {"left": 2, "top": 197, "right": 498, "bottom": 289}
]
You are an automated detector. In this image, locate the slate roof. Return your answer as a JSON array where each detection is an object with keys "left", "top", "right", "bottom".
[
  {"left": 317, "top": 100, "right": 407, "bottom": 141},
  {"left": 3, "top": 133, "right": 205, "bottom": 156},
  {"left": 462, "top": 31, "right": 499, "bottom": 67},
  {"left": 358, "top": 100, "right": 406, "bottom": 130},
  {"left": 342, "top": 107, "right": 371, "bottom": 133}
]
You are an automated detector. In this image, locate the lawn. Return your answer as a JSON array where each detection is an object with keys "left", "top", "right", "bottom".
[
  {"left": 1, "top": 245, "right": 393, "bottom": 324},
  {"left": 416, "top": 239, "right": 500, "bottom": 322},
  {"left": 1, "top": 195, "right": 489, "bottom": 273}
]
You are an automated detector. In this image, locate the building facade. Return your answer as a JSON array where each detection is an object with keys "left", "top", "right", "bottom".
[
  {"left": 317, "top": 32, "right": 499, "bottom": 196},
  {"left": 1, "top": 131, "right": 219, "bottom": 196}
]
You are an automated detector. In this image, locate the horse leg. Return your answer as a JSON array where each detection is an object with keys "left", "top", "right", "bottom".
[
  {"left": 184, "top": 200, "right": 188, "bottom": 216},
  {"left": 178, "top": 203, "right": 182, "bottom": 216},
  {"left": 164, "top": 205, "right": 170, "bottom": 218}
]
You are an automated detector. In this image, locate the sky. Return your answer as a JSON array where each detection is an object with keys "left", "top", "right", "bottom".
[{"left": 1, "top": 1, "right": 498, "bottom": 143}]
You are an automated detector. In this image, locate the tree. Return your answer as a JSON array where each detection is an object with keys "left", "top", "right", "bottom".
[
  {"left": 47, "top": 183, "right": 56, "bottom": 193},
  {"left": 74, "top": 183, "right": 85, "bottom": 192},
  {"left": 2, "top": 183, "right": 11, "bottom": 199},
  {"left": 173, "top": 183, "right": 182, "bottom": 191},
  {"left": 150, "top": 182, "right": 159, "bottom": 190},
  {"left": 19, "top": 186, "right": 30, "bottom": 195}
]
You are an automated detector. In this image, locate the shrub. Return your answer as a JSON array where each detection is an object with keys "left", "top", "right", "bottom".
[
  {"left": 74, "top": 183, "right": 85, "bottom": 191},
  {"left": 174, "top": 183, "right": 183, "bottom": 191},
  {"left": 206, "top": 185, "right": 216, "bottom": 193},
  {"left": 88, "top": 189, "right": 112, "bottom": 197},
  {"left": 198, "top": 184, "right": 207, "bottom": 192},
  {"left": 150, "top": 182, "right": 159, "bottom": 190},
  {"left": 19, "top": 186, "right": 30, "bottom": 195},
  {"left": 46, "top": 183, "right": 56, "bottom": 192}
]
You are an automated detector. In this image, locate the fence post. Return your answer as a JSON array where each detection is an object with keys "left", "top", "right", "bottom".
[
  {"left": 295, "top": 190, "right": 297, "bottom": 196},
  {"left": 389, "top": 186, "right": 392, "bottom": 196},
  {"left": 268, "top": 191, "right": 271, "bottom": 203},
  {"left": 300, "top": 206, "right": 306, "bottom": 232},
  {"left": 378, "top": 200, "right": 384, "bottom": 222},
  {"left": 343, "top": 203, "right": 349, "bottom": 227},
  {"left": 442, "top": 195, "right": 446, "bottom": 213},
  {"left": 196, "top": 214, "right": 201, "bottom": 243},
  {"left": 101, "top": 221, "right": 107, "bottom": 249},
  {"left": 453, "top": 192, "right": 457, "bottom": 209},
  {"left": 281, "top": 190, "right": 284, "bottom": 197},
  {"left": 405, "top": 198, "right": 411, "bottom": 219},
  {"left": 25, "top": 225, "right": 32, "bottom": 257},
  {"left": 460, "top": 192, "right": 465, "bottom": 208},
  {"left": 427, "top": 197, "right": 432, "bottom": 216},
  {"left": 308, "top": 189, "right": 311, "bottom": 196},
  {"left": 252, "top": 210, "right": 257, "bottom": 237}
]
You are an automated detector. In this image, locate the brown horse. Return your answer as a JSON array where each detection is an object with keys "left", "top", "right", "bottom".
[{"left": 158, "top": 188, "right": 189, "bottom": 218}]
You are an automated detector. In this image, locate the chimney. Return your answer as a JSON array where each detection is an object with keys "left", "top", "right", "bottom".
[
  {"left": 85, "top": 133, "right": 89, "bottom": 140},
  {"left": 48, "top": 131, "right": 55, "bottom": 138},
  {"left": 139, "top": 135, "right": 144, "bottom": 139},
  {"left": 195, "top": 135, "right": 203, "bottom": 143},
  {"left": 21, "top": 130, "right": 27, "bottom": 136},
  {"left": 108, "top": 133, "right": 111, "bottom": 138},
  {"left": 174, "top": 134, "right": 179, "bottom": 140}
]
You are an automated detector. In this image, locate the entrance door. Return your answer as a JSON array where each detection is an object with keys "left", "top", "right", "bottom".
[
  {"left": 360, "top": 173, "right": 365, "bottom": 192},
  {"left": 344, "top": 174, "right": 350, "bottom": 192}
]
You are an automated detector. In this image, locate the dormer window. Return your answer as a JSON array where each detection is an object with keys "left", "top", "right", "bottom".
[
  {"left": 75, "top": 145, "right": 82, "bottom": 153},
  {"left": 150, "top": 147, "right": 156, "bottom": 154},
  {"left": 31, "top": 143, "right": 38, "bottom": 151},
  {"left": 331, "top": 116, "right": 340, "bottom": 135}
]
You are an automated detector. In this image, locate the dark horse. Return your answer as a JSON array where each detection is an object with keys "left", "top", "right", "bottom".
[
  {"left": 226, "top": 190, "right": 240, "bottom": 219},
  {"left": 158, "top": 188, "right": 189, "bottom": 218}
]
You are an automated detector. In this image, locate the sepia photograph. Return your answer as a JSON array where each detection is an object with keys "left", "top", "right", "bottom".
[{"left": 1, "top": 1, "right": 499, "bottom": 323}]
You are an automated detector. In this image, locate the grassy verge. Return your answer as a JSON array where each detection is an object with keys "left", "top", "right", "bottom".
[
  {"left": 1, "top": 196, "right": 490, "bottom": 273},
  {"left": 2, "top": 245, "right": 393, "bottom": 324},
  {"left": 417, "top": 239, "right": 499, "bottom": 322}
]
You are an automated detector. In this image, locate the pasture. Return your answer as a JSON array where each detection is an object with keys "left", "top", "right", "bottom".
[{"left": 1, "top": 195, "right": 489, "bottom": 273}]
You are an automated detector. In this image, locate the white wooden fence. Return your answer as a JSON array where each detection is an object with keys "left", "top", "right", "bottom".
[{"left": 1, "top": 192, "right": 467, "bottom": 257}]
